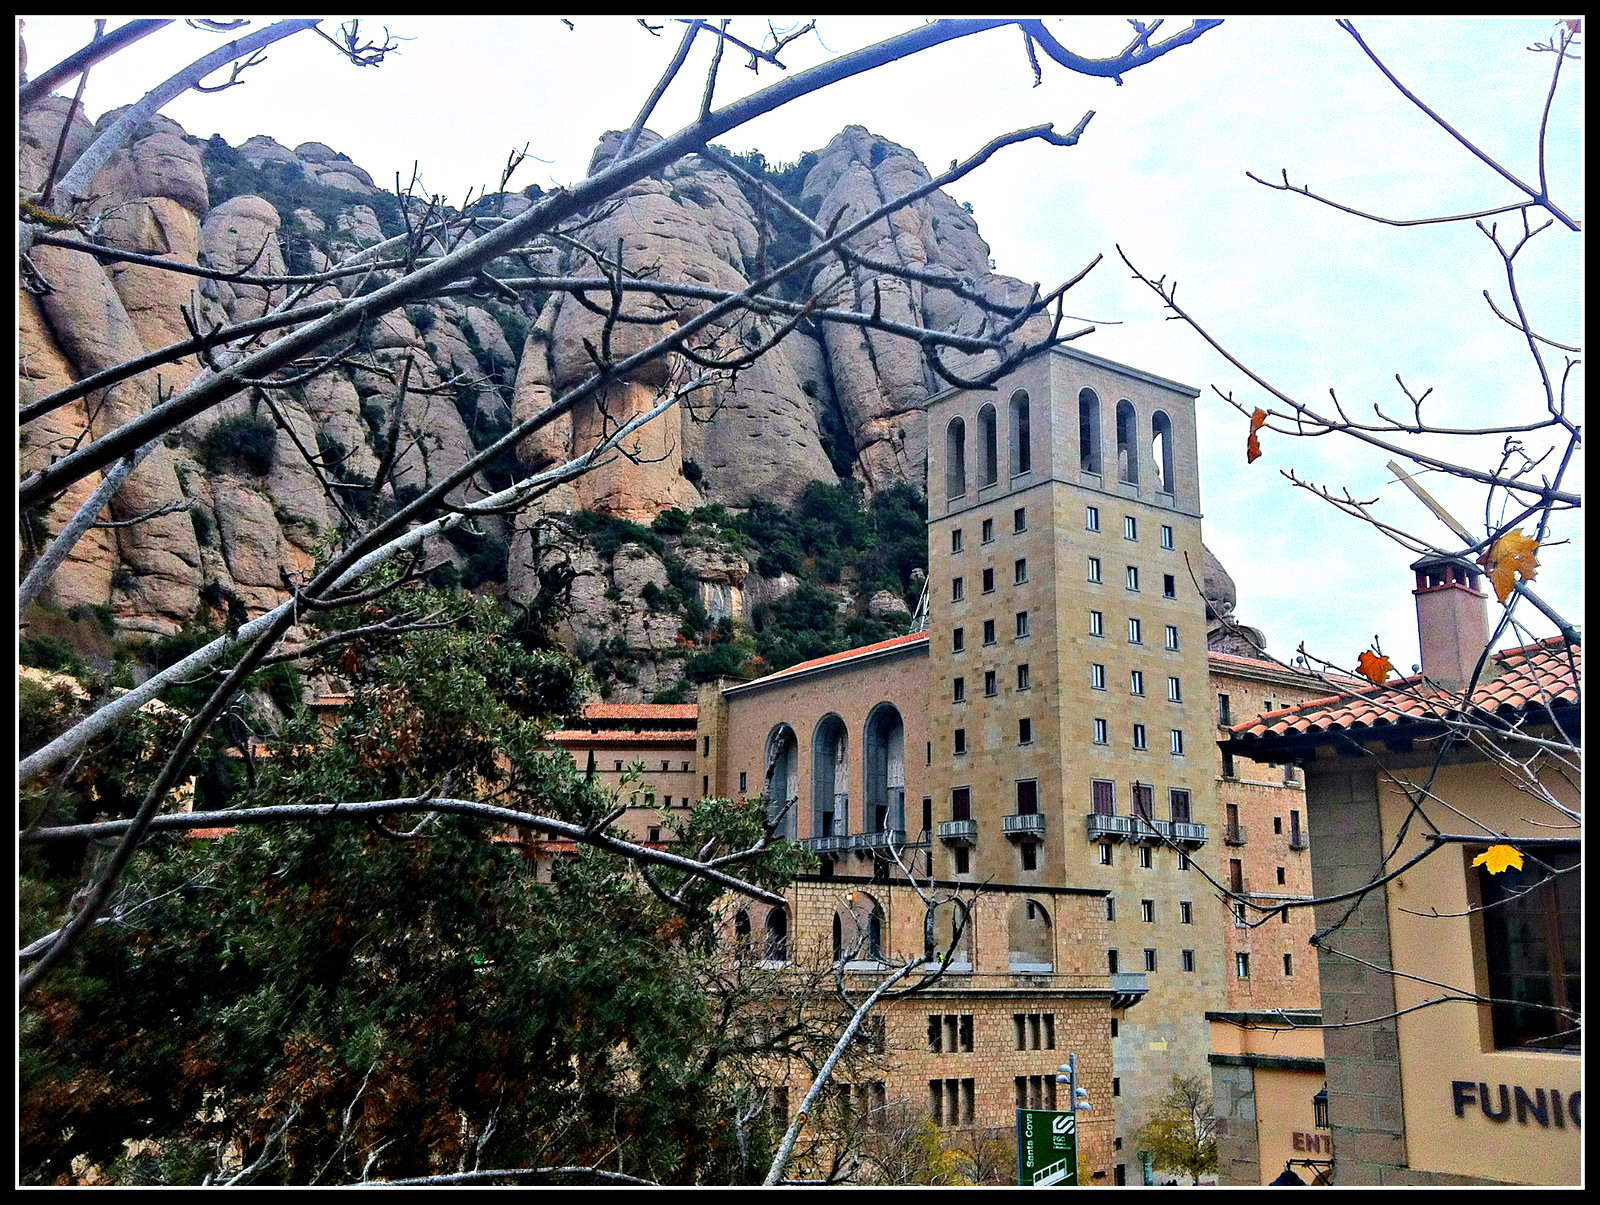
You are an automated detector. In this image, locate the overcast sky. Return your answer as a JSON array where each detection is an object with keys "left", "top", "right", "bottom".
[{"left": 19, "top": 16, "right": 1585, "bottom": 672}]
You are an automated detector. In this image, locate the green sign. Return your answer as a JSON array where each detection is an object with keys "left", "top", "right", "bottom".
[{"left": 1017, "top": 1108, "right": 1078, "bottom": 1186}]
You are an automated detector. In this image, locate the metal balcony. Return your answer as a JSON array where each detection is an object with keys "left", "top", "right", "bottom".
[
  {"left": 1109, "top": 972, "right": 1149, "bottom": 1010},
  {"left": 1169, "top": 821, "right": 1208, "bottom": 848},
  {"left": 1289, "top": 833, "right": 1309, "bottom": 851},
  {"left": 803, "top": 833, "right": 856, "bottom": 855},
  {"left": 1223, "top": 823, "right": 1248, "bottom": 847},
  {"left": 938, "top": 819, "right": 978, "bottom": 847},
  {"left": 858, "top": 828, "right": 907, "bottom": 851},
  {"left": 1003, "top": 813, "right": 1046, "bottom": 842},
  {"left": 1087, "top": 812, "right": 1138, "bottom": 843}
]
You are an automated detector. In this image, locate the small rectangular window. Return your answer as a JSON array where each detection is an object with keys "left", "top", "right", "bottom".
[
  {"left": 1014, "top": 558, "right": 1028, "bottom": 585},
  {"left": 1222, "top": 750, "right": 1236, "bottom": 778},
  {"left": 1126, "top": 565, "right": 1140, "bottom": 591},
  {"left": 1018, "top": 717, "right": 1032, "bottom": 744},
  {"left": 1108, "top": 949, "right": 1120, "bottom": 974},
  {"left": 1125, "top": 515, "right": 1138, "bottom": 541},
  {"left": 1130, "top": 670, "right": 1145, "bottom": 696},
  {"left": 1182, "top": 949, "right": 1196, "bottom": 972},
  {"left": 649, "top": 826, "right": 661, "bottom": 843},
  {"left": 1092, "top": 780, "right": 1115, "bottom": 815},
  {"left": 981, "top": 517, "right": 994, "bottom": 543},
  {"left": 1129, "top": 617, "right": 1143, "bottom": 644},
  {"left": 703, "top": 735, "right": 711, "bottom": 756},
  {"left": 952, "top": 576, "right": 965, "bottom": 602},
  {"left": 1015, "top": 611, "right": 1029, "bottom": 639},
  {"left": 1090, "top": 610, "right": 1104, "bottom": 637},
  {"left": 1139, "top": 845, "right": 1153, "bottom": 869},
  {"left": 1021, "top": 842, "right": 1038, "bottom": 871},
  {"left": 1171, "top": 729, "right": 1185, "bottom": 756},
  {"left": 1099, "top": 843, "right": 1113, "bottom": 866},
  {"left": 1170, "top": 789, "right": 1191, "bottom": 822},
  {"left": 1180, "top": 901, "right": 1193, "bottom": 924},
  {"left": 984, "top": 670, "right": 997, "bottom": 697},
  {"left": 1017, "top": 663, "right": 1031, "bottom": 690},
  {"left": 1087, "top": 556, "right": 1102, "bottom": 583},
  {"left": 954, "top": 846, "right": 970, "bottom": 874},
  {"left": 1180, "top": 852, "right": 1191, "bottom": 871},
  {"left": 1016, "top": 779, "right": 1038, "bottom": 815},
  {"left": 1217, "top": 693, "right": 1232, "bottom": 725},
  {"left": 1113, "top": 1078, "right": 1121, "bottom": 1098},
  {"left": 614, "top": 760, "right": 623, "bottom": 772},
  {"left": 1086, "top": 505, "right": 1101, "bottom": 531},
  {"left": 954, "top": 728, "right": 967, "bottom": 755},
  {"left": 953, "top": 676, "right": 966, "bottom": 703},
  {"left": 1141, "top": 899, "right": 1155, "bottom": 923},
  {"left": 1284, "top": 953, "right": 1294, "bottom": 976},
  {"left": 1013, "top": 507, "right": 1027, "bottom": 533},
  {"left": 1144, "top": 948, "right": 1158, "bottom": 972},
  {"left": 739, "top": 771, "right": 748, "bottom": 793},
  {"left": 1161, "top": 524, "right": 1174, "bottom": 549},
  {"left": 1165, "top": 624, "right": 1179, "bottom": 650},
  {"left": 1093, "top": 718, "right": 1108, "bottom": 744},
  {"left": 982, "top": 567, "right": 995, "bottom": 593},
  {"left": 982, "top": 619, "right": 996, "bottom": 645},
  {"left": 1168, "top": 676, "right": 1182, "bottom": 702},
  {"left": 703, "top": 774, "right": 709, "bottom": 796},
  {"left": 1274, "top": 816, "right": 1283, "bottom": 835},
  {"left": 952, "top": 627, "right": 965, "bottom": 653},
  {"left": 1277, "top": 865, "right": 1286, "bottom": 885},
  {"left": 1106, "top": 897, "right": 1116, "bottom": 921},
  {"left": 1236, "top": 952, "right": 1251, "bottom": 979},
  {"left": 664, "top": 796, "right": 672, "bottom": 807},
  {"left": 1163, "top": 573, "right": 1177, "bottom": 599},
  {"left": 951, "top": 529, "right": 963, "bottom": 554},
  {"left": 1091, "top": 663, "right": 1107, "bottom": 690},
  {"left": 1132, "top": 723, "right": 1147, "bottom": 750}
]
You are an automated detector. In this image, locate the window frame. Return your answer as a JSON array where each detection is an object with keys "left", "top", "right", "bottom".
[
  {"left": 1088, "top": 556, "right": 1103, "bottom": 584},
  {"left": 1129, "top": 617, "right": 1143, "bottom": 644},
  {"left": 1086, "top": 505, "right": 1101, "bottom": 532},
  {"left": 1160, "top": 524, "right": 1175, "bottom": 549},
  {"left": 1090, "top": 610, "right": 1105, "bottom": 638},
  {"left": 1013, "top": 506, "right": 1027, "bottom": 533},
  {"left": 981, "top": 567, "right": 996, "bottom": 594},
  {"left": 1126, "top": 564, "right": 1140, "bottom": 592},
  {"left": 1014, "top": 558, "right": 1028, "bottom": 586},
  {"left": 1130, "top": 669, "right": 1145, "bottom": 696},
  {"left": 1093, "top": 717, "right": 1109, "bottom": 745},
  {"left": 1125, "top": 515, "right": 1138, "bottom": 541},
  {"left": 1091, "top": 663, "right": 1107, "bottom": 691},
  {"left": 1164, "top": 624, "right": 1179, "bottom": 650},
  {"left": 1132, "top": 723, "right": 1147, "bottom": 750}
]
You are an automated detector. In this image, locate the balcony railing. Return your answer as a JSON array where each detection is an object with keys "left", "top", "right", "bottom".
[
  {"left": 858, "top": 828, "right": 907, "bottom": 851},
  {"left": 802, "top": 833, "right": 857, "bottom": 855},
  {"left": 1223, "top": 823, "right": 1248, "bottom": 847},
  {"left": 1087, "top": 812, "right": 1137, "bottom": 842},
  {"left": 1169, "top": 820, "right": 1208, "bottom": 847},
  {"left": 939, "top": 819, "right": 978, "bottom": 846},
  {"left": 1289, "top": 833, "right": 1309, "bottom": 851},
  {"left": 1003, "top": 813, "right": 1046, "bottom": 841}
]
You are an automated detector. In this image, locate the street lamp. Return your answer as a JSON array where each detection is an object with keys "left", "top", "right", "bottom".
[{"left": 1056, "top": 1053, "right": 1092, "bottom": 1112}]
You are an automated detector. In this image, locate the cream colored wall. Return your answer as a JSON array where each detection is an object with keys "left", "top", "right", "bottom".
[
  {"left": 1377, "top": 759, "right": 1580, "bottom": 1183},
  {"left": 1254, "top": 1066, "right": 1330, "bottom": 1184}
]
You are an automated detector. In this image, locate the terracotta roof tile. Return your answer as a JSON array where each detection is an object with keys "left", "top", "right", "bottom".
[
  {"left": 743, "top": 631, "right": 929, "bottom": 687},
  {"left": 580, "top": 702, "right": 698, "bottom": 722},
  {"left": 549, "top": 729, "right": 697, "bottom": 745},
  {"left": 1227, "top": 637, "right": 1580, "bottom": 744}
]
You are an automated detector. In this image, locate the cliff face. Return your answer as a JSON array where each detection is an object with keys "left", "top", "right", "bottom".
[{"left": 20, "top": 106, "right": 1030, "bottom": 680}]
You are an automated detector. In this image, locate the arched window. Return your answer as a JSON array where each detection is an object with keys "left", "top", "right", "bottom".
[
  {"left": 1151, "top": 410, "right": 1175, "bottom": 495},
  {"left": 832, "top": 913, "right": 844, "bottom": 963},
  {"left": 1009, "top": 898, "right": 1054, "bottom": 972},
  {"left": 811, "top": 714, "right": 849, "bottom": 838},
  {"left": 1116, "top": 400, "right": 1139, "bottom": 485},
  {"left": 1009, "top": 390, "right": 1032, "bottom": 476},
  {"left": 932, "top": 898, "right": 973, "bottom": 970},
  {"left": 764, "top": 907, "right": 789, "bottom": 961},
  {"left": 734, "top": 909, "right": 752, "bottom": 956},
  {"left": 1078, "top": 388, "right": 1102, "bottom": 475},
  {"left": 945, "top": 417, "right": 967, "bottom": 504},
  {"left": 867, "top": 904, "right": 884, "bottom": 962},
  {"left": 764, "top": 724, "right": 799, "bottom": 840},
  {"left": 977, "top": 404, "right": 999, "bottom": 487},
  {"left": 864, "top": 703, "right": 906, "bottom": 836},
  {"left": 836, "top": 891, "right": 886, "bottom": 963}
]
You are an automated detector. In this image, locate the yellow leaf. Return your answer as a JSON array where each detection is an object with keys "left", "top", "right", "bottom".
[
  {"left": 1247, "top": 408, "right": 1268, "bottom": 464},
  {"left": 1479, "top": 529, "right": 1540, "bottom": 604},
  {"left": 1356, "top": 650, "right": 1393, "bottom": 685},
  {"left": 1472, "top": 844, "right": 1524, "bottom": 875}
]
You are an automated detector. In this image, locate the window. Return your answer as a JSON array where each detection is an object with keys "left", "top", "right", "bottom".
[
  {"left": 1182, "top": 949, "right": 1196, "bottom": 972},
  {"left": 1284, "top": 953, "right": 1294, "bottom": 976},
  {"left": 1093, "top": 718, "right": 1109, "bottom": 745},
  {"left": 614, "top": 760, "right": 623, "bottom": 772},
  {"left": 1010, "top": 390, "right": 1032, "bottom": 475},
  {"left": 1013, "top": 506, "right": 1027, "bottom": 533},
  {"left": 1180, "top": 852, "right": 1191, "bottom": 871},
  {"left": 945, "top": 417, "right": 967, "bottom": 502},
  {"left": 1276, "top": 865, "right": 1286, "bottom": 885},
  {"left": 951, "top": 787, "right": 971, "bottom": 821},
  {"left": 1132, "top": 724, "right": 1147, "bottom": 750},
  {"left": 1281, "top": 908, "right": 1290, "bottom": 924},
  {"left": 929, "top": 1013, "right": 975, "bottom": 1054},
  {"left": 703, "top": 735, "right": 711, "bottom": 756},
  {"left": 1017, "top": 664, "right": 1031, "bottom": 690},
  {"left": 1168, "top": 676, "right": 1182, "bottom": 702},
  {"left": 1113, "top": 1078, "right": 1122, "bottom": 1098},
  {"left": 1086, "top": 505, "right": 1101, "bottom": 531},
  {"left": 1108, "top": 949, "right": 1120, "bottom": 974},
  {"left": 1217, "top": 693, "right": 1232, "bottom": 725},
  {"left": 954, "top": 847, "right": 970, "bottom": 874},
  {"left": 739, "top": 771, "right": 748, "bottom": 793},
  {"left": 953, "top": 627, "right": 965, "bottom": 652},
  {"left": 1161, "top": 524, "right": 1174, "bottom": 549},
  {"left": 1221, "top": 750, "right": 1236, "bottom": 778},
  {"left": 1018, "top": 717, "right": 1032, "bottom": 744},
  {"left": 953, "top": 676, "right": 966, "bottom": 703},
  {"left": 1180, "top": 901, "right": 1193, "bottom": 924},
  {"left": 1129, "top": 617, "right": 1143, "bottom": 644},
  {"left": 1144, "top": 948, "right": 1158, "bottom": 972},
  {"left": 1014, "top": 558, "right": 1028, "bottom": 585},
  {"left": 1264, "top": 700, "right": 1275, "bottom": 714},
  {"left": 952, "top": 576, "right": 965, "bottom": 602},
  {"left": 1480, "top": 843, "right": 1580, "bottom": 1051},
  {"left": 1115, "top": 400, "right": 1139, "bottom": 484},
  {"left": 984, "top": 670, "right": 997, "bottom": 697},
  {"left": 662, "top": 760, "right": 670, "bottom": 773},
  {"left": 1139, "top": 846, "right": 1153, "bottom": 869},
  {"left": 1106, "top": 897, "right": 1116, "bottom": 921},
  {"left": 1141, "top": 899, "right": 1155, "bottom": 923},
  {"left": 649, "top": 826, "right": 660, "bottom": 843},
  {"left": 1091, "top": 663, "right": 1107, "bottom": 690},
  {"left": 1125, "top": 515, "right": 1138, "bottom": 541},
  {"left": 1236, "top": 952, "right": 1251, "bottom": 978},
  {"left": 1015, "top": 611, "right": 1029, "bottom": 639},
  {"left": 1014, "top": 1013, "right": 1056, "bottom": 1052},
  {"left": 1130, "top": 670, "right": 1145, "bottom": 696},
  {"left": 1079, "top": 388, "right": 1104, "bottom": 475},
  {"left": 981, "top": 517, "right": 994, "bottom": 544},
  {"left": 1092, "top": 780, "right": 1114, "bottom": 815},
  {"left": 1170, "top": 729, "right": 1185, "bottom": 756},
  {"left": 982, "top": 619, "right": 996, "bottom": 645},
  {"left": 1285, "top": 763, "right": 1300, "bottom": 786},
  {"left": 1151, "top": 409, "right": 1176, "bottom": 493},
  {"left": 1170, "top": 789, "right": 1191, "bottom": 822},
  {"left": 953, "top": 728, "right": 967, "bottom": 755},
  {"left": 703, "top": 774, "right": 710, "bottom": 796},
  {"left": 1234, "top": 902, "right": 1247, "bottom": 927},
  {"left": 1099, "top": 843, "right": 1113, "bottom": 866},
  {"left": 951, "top": 528, "right": 963, "bottom": 554},
  {"left": 1126, "top": 565, "right": 1140, "bottom": 591},
  {"left": 1090, "top": 610, "right": 1104, "bottom": 637},
  {"left": 1165, "top": 624, "right": 1179, "bottom": 650},
  {"left": 981, "top": 567, "right": 995, "bottom": 593},
  {"left": 1088, "top": 556, "right": 1103, "bottom": 583},
  {"left": 978, "top": 403, "right": 999, "bottom": 486},
  {"left": 1163, "top": 573, "right": 1177, "bottom": 599},
  {"left": 1016, "top": 779, "right": 1038, "bottom": 815},
  {"left": 1021, "top": 843, "right": 1038, "bottom": 871}
]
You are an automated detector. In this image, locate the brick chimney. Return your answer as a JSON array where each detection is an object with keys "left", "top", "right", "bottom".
[{"left": 1410, "top": 554, "right": 1490, "bottom": 691}]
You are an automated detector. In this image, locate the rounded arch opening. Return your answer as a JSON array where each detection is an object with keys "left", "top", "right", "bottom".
[
  {"left": 1009, "top": 898, "right": 1054, "bottom": 972},
  {"left": 836, "top": 890, "right": 885, "bottom": 963},
  {"left": 945, "top": 416, "right": 967, "bottom": 505},
  {"left": 764, "top": 905, "right": 789, "bottom": 962},
  {"left": 863, "top": 703, "right": 906, "bottom": 836},
  {"left": 811, "top": 713, "right": 849, "bottom": 838},
  {"left": 1079, "top": 388, "right": 1103, "bottom": 475},
  {"left": 1151, "top": 409, "right": 1176, "bottom": 495},
  {"left": 1009, "top": 389, "right": 1032, "bottom": 476},
  {"left": 1116, "top": 400, "right": 1139, "bottom": 485},
  {"left": 977, "top": 403, "right": 999, "bottom": 487},
  {"left": 763, "top": 724, "right": 799, "bottom": 840}
]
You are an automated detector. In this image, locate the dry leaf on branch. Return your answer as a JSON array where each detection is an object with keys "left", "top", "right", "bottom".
[
  {"left": 1472, "top": 844, "right": 1525, "bottom": 875},
  {"left": 1356, "top": 649, "right": 1393, "bottom": 685},
  {"left": 1247, "top": 408, "right": 1268, "bottom": 464},
  {"left": 1478, "top": 528, "right": 1541, "bottom": 603}
]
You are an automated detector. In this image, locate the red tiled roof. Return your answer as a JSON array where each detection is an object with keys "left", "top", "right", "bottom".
[
  {"left": 740, "top": 631, "right": 929, "bottom": 688},
  {"left": 549, "top": 729, "right": 697, "bottom": 745},
  {"left": 1227, "top": 637, "right": 1580, "bottom": 744},
  {"left": 580, "top": 702, "right": 698, "bottom": 722},
  {"left": 308, "top": 693, "right": 353, "bottom": 708}
]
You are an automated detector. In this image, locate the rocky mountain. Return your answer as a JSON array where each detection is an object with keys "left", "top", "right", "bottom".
[{"left": 20, "top": 100, "right": 1042, "bottom": 697}]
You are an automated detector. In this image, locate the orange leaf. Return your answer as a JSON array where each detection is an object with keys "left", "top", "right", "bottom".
[
  {"left": 1472, "top": 844, "right": 1524, "bottom": 875},
  {"left": 1479, "top": 528, "right": 1540, "bottom": 603},
  {"left": 1247, "top": 408, "right": 1267, "bottom": 464},
  {"left": 1565, "top": 19, "right": 1581, "bottom": 33},
  {"left": 1356, "top": 650, "right": 1393, "bottom": 685}
]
